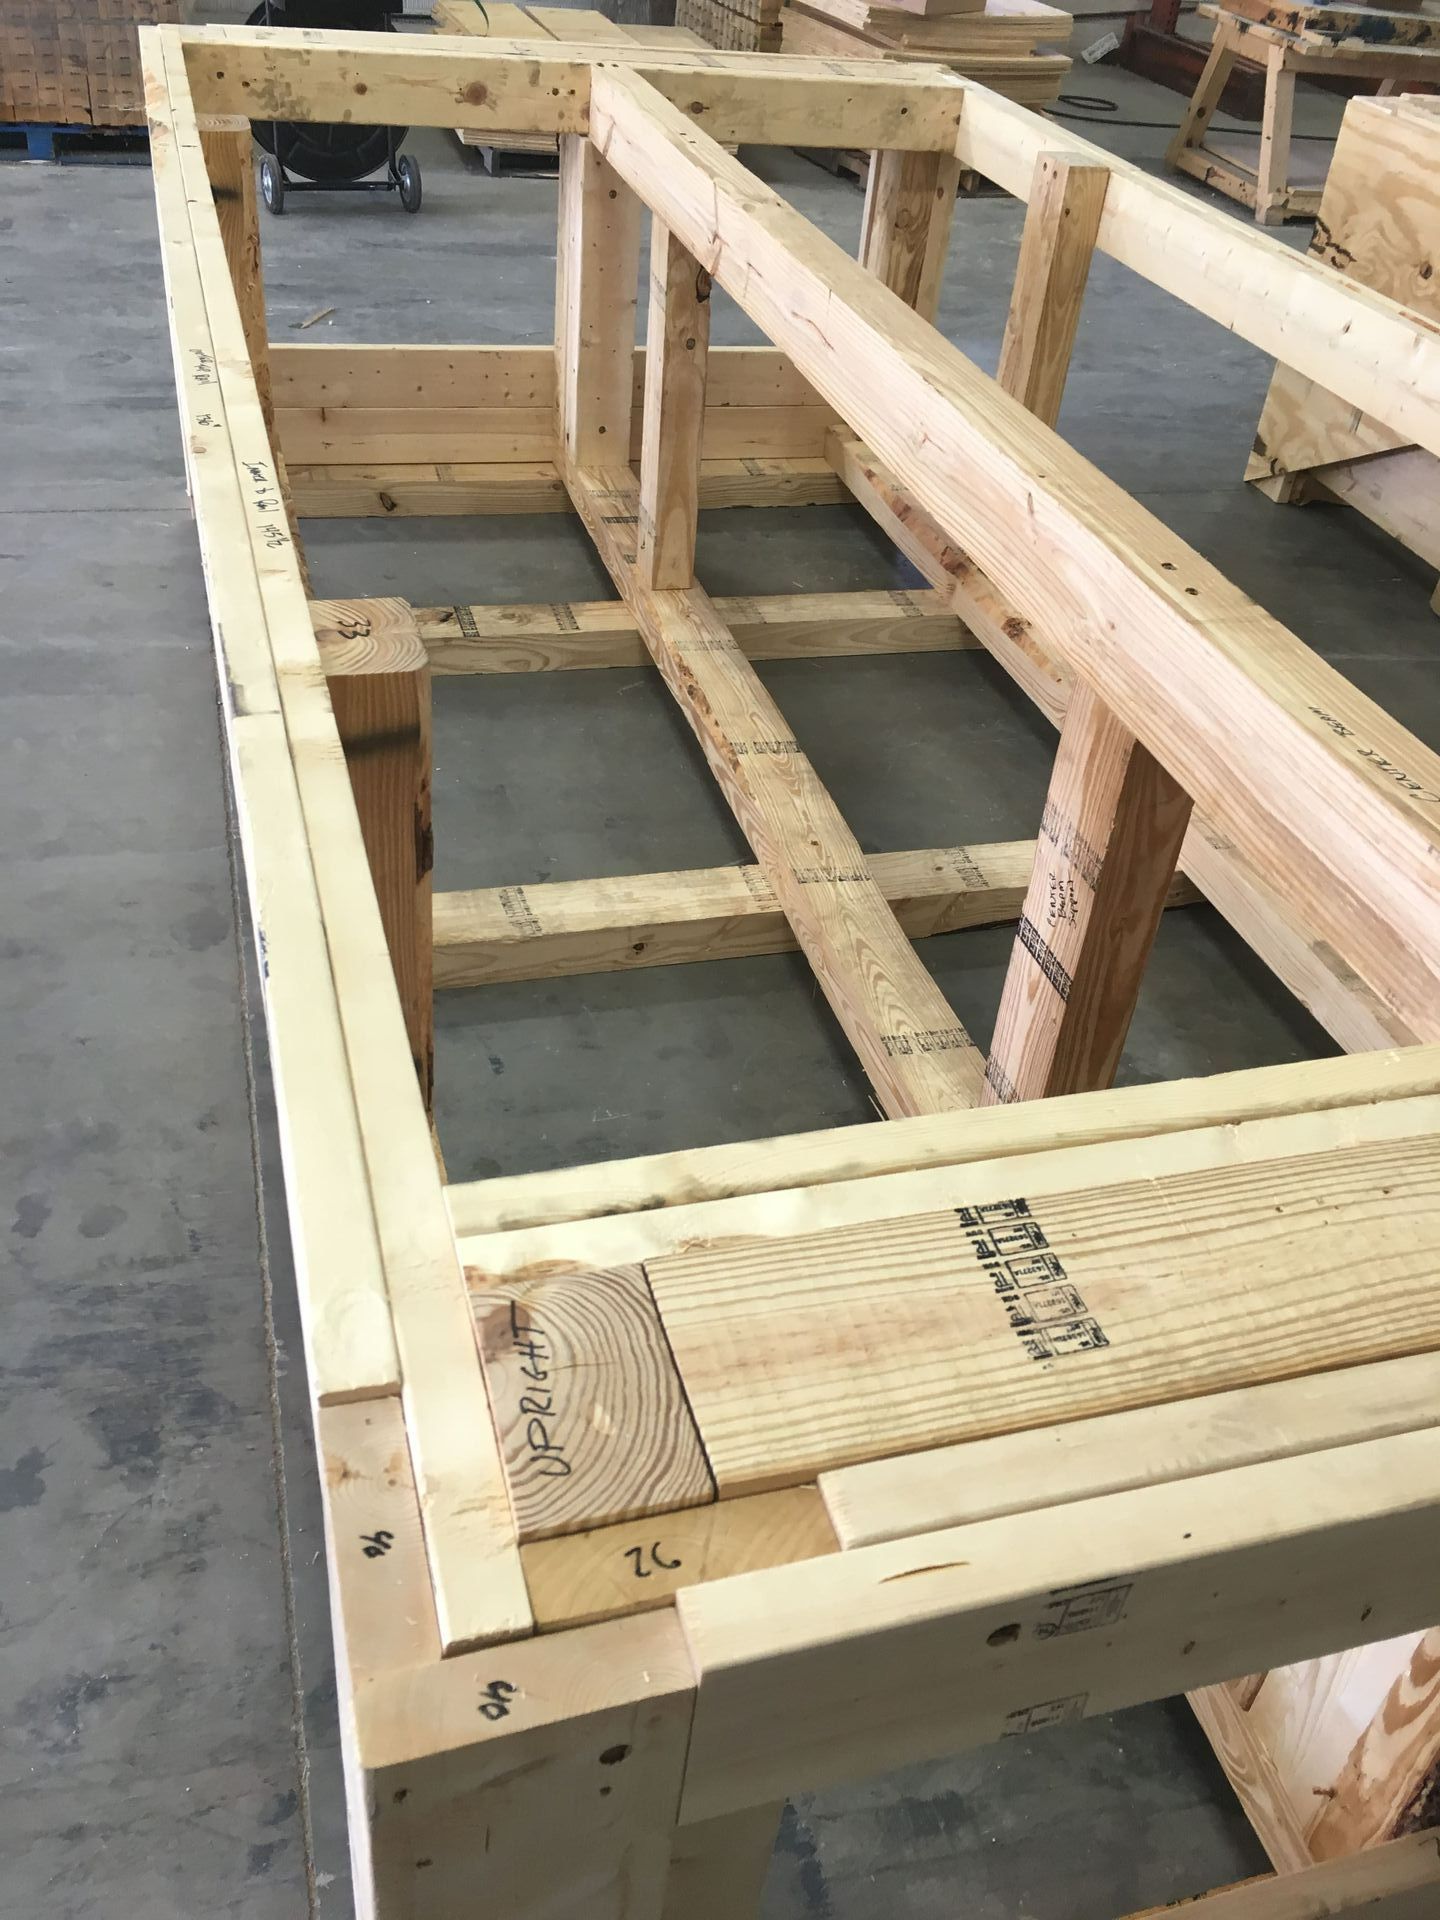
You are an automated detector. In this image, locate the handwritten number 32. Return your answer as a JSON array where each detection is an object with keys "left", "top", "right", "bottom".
[{"left": 625, "top": 1543, "right": 682, "bottom": 1580}]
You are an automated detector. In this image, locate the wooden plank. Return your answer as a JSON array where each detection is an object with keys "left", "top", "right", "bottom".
[
  {"left": 673, "top": 1428, "right": 1440, "bottom": 1821},
  {"left": 1120, "top": 1830, "right": 1440, "bottom": 1918},
  {"left": 556, "top": 134, "right": 642, "bottom": 469},
  {"left": 1188, "top": 1681, "right": 1320, "bottom": 1874},
  {"left": 565, "top": 464, "right": 986, "bottom": 1117},
  {"left": 822, "top": 1352, "right": 1440, "bottom": 1549},
  {"left": 637, "top": 220, "right": 710, "bottom": 589},
  {"left": 663, "top": 1806, "right": 784, "bottom": 1920},
  {"left": 646, "top": 1124, "right": 1440, "bottom": 1495},
  {"left": 984, "top": 680, "right": 1193, "bottom": 1104},
  {"left": 996, "top": 151, "right": 1109, "bottom": 429},
  {"left": 359, "top": 1612, "right": 695, "bottom": 1920},
  {"left": 859, "top": 147, "right": 960, "bottom": 322},
  {"left": 1308, "top": 1630, "right": 1440, "bottom": 1855},
  {"left": 151, "top": 29, "right": 531, "bottom": 1650},
  {"left": 288, "top": 456, "right": 845, "bottom": 518},
  {"left": 590, "top": 69, "right": 1440, "bottom": 1045},
  {"left": 320, "top": 1397, "right": 442, "bottom": 1678},
  {"left": 179, "top": 26, "right": 969, "bottom": 151},
  {"left": 446, "top": 1045, "right": 1440, "bottom": 1242},
  {"left": 1164, "top": 20, "right": 1241, "bottom": 182},
  {"left": 1220, "top": 0, "right": 1440, "bottom": 49},
  {"left": 433, "top": 839, "right": 1065, "bottom": 986},
  {"left": 828, "top": 435, "right": 1421, "bottom": 1056},
  {"left": 469, "top": 1265, "right": 715, "bottom": 1543},
  {"left": 1314, "top": 449, "right": 1440, "bottom": 575},
  {"left": 326, "top": 606, "right": 435, "bottom": 1111},
  {"left": 1256, "top": 39, "right": 1298, "bottom": 226},
  {"left": 521, "top": 1486, "right": 836, "bottom": 1629}
]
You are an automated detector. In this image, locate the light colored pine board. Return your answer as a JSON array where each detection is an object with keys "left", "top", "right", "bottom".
[
  {"left": 1315, "top": 449, "right": 1440, "bottom": 575},
  {"left": 521, "top": 1486, "right": 836, "bottom": 1630},
  {"left": 637, "top": 220, "right": 711, "bottom": 589},
  {"left": 1308, "top": 1630, "right": 1440, "bottom": 1855},
  {"left": 432, "top": 838, "right": 1184, "bottom": 988},
  {"left": 646, "top": 1123, "right": 1440, "bottom": 1495},
  {"left": 320, "top": 1398, "right": 442, "bottom": 1678},
  {"left": 1119, "top": 1830, "right": 1440, "bottom": 1917},
  {"left": 182, "top": 25, "right": 970, "bottom": 151},
  {"left": 556, "top": 133, "right": 642, "bottom": 469},
  {"left": 565, "top": 463, "right": 986, "bottom": 1117},
  {"left": 996, "top": 151, "right": 1108, "bottom": 429},
  {"left": 860, "top": 147, "right": 961, "bottom": 322},
  {"left": 287, "top": 456, "right": 846, "bottom": 518},
  {"left": 673, "top": 1428, "right": 1440, "bottom": 1821},
  {"left": 1189, "top": 1679, "right": 1342, "bottom": 1874},
  {"left": 820, "top": 1352, "right": 1440, "bottom": 1546},
  {"left": 663, "top": 1806, "right": 786, "bottom": 1920},
  {"left": 984, "top": 680, "right": 1192, "bottom": 1104},
  {"left": 469, "top": 1264, "right": 715, "bottom": 1542}
]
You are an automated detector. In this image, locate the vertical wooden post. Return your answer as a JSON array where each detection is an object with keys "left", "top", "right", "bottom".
[
  {"left": 997, "top": 154, "right": 1109, "bottom": 429},
  {"left": 982, "top": 679, "right": 1193, "bottom": 1105},
  {"left": 556, "top": 133, "right": 643, "bottom": 468},
  {"left": 663, "top": 1805, "right": 781, "bottom": 1920},
  {"left": 1165, "top": 22, "right": 1240, "bottom": 174},
  {"left": 637, "top": 217, "right": 711, "bottom": 591},
  {"left": 316, "top": 599, "right": 435, "bottom": 1114},
  {"left": 199, "top": 120, "right": 311, "bottom": 589},
  {"left": 859, "top": 148, "right": 961, "bottom": 321},
  {"left": 1256, "top": 41, "right": 1298, "bottom": 226}
]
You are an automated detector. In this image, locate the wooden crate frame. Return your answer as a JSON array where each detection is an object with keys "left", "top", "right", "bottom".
[{"left": 145, "top": 22, "right": 1440, "bottom": 1918}]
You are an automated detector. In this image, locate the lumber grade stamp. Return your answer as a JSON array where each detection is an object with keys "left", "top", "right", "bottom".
[{"left": 148, "top": 20, "right": 1440, "bottom": 1917}]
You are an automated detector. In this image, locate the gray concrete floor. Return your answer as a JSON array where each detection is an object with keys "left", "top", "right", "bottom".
[{"left": 4, "top": 52, "right": 1437, "bottom": 1920}]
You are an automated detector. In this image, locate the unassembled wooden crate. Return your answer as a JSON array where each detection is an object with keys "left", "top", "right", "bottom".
[{"left": 146, "top": 23, "right": 1440, "bottom": 1917}]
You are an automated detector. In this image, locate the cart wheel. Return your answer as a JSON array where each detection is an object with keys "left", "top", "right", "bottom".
[
  {"left": 260, "top": 156, "right": 285, "bottom": 215},
  {"left": 397, "top": 153, "right": 422, "bottom": 214}
]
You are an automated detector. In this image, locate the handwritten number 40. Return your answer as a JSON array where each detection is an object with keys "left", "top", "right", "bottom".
[{"left": 625, "top": 1542, "right": 682, "bottom": 1580}]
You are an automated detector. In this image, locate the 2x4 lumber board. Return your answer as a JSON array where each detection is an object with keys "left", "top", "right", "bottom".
[
  {"left": 326, "top": 608, "right": 435, "bottom": 1110},
  {"left": 645, "top": 1119, "right": 1440, "bottom": 1493},
  {"left": 315, "top": 587, "right": 971, "bottom": 675},
  {"left": 672, "top": 1428, "right": 1440, "bottom": 1821},
  {"left": 176, "top": 25, "right": 967, "bottom": 150},
  {"left": 359, "top": 1611, "right": 695, "bottom": 1919},
  {"left": 269, "top": 342, "right": 825, "bottom": 412},
  {"left": 995, "top": 151, "right": 1109, "bottom": 429},
  {"left": 820, "top": 1350, "right": 1440, "bottom": 1548},
  {"left": 859, "top": 147, "right": 961, "bottom": 323},
  {"left": 1120, "top": 1829, "right": 1440, "bottom": 1919},
  {"left": 983, "top": 680, "right": 1193, "bottom": 1104},
  {"left": 521, "top": 1485, "right": 836, "bottom": 1630},
  {"left": 432, "top": 839, "right": 1191, "bottom": 988},
  {"left": 556, "top": 134, "right": 641, "bottom": 470},
  {"left": 827, "top": 434, "right": 1422, "bottom": 1057},
  {"left": 565, "top": 464, "right": 986, "bottom": 1116},
  {"left": 145, "top": 44, "right": 400, "bottom": 1407},
  {"left": 1190, "top": 1679, "right": 1319, "bottom": 1875},
  {"left": 1307, "top": 1630, "right": 1440, "bottom": 1857},
  {"left": 469, "top": 1264, "right": 715, "bottom": 1542},
  {"left": 637, "top": 220, "right": 710, "bottom": 589},
  {"left": 148, "top": 31, "right": 530, "bottom": 1649},
  {"left": 287, "top": 456, "right": 845, "bottom": 519},
  {"left": 319, "top": 1397, "right": 442, "bottom": 1678},
  {"left": 589, "top": 69, "right": 1440, "bottom": 1047},
  {"left": 446, "top": 1043, "right": 1440, "bottom": 1240},
  {"left": 950, "top": 77, "right": 1440, "bottom": 465},
  {"left": 663, "top": 1806, "right": 786, "bottom": 1920}
]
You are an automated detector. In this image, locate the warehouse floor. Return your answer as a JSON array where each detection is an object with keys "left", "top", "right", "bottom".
[{"left": 5, "top": 51, "right": 1436, "bottom": 1920}]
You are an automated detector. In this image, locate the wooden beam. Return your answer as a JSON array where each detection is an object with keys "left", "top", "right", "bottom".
[
  {"left": 858, "top": 147, "right": 960, "bottom": 321},
  {"left": 432, "top": 838, "right": 1188, "bottom": 988},
  {"left": 637, "top": 219, "right": 710, "bottom": 589},
  {"left": 446, "top": 1043, "right": 1440, "bottom": 1243},
  {"left": 1119, "top": 1829, "right": 1440, "bottom": 1918},
  {"left": 564, "top": 464, "right": 986, "bottom": 1116},
  {"left": 646, "top": 1120, "right": 1440, "bottom": 1495},
  {"left": 1256, "top": 39, "right": 1298, "bottom": 227},
  {"left": 829, "top": 433, "right": 1421, "bottom": 1057},
  {"left": 325, "top": 602, "right": 435, "bottom": 1111},
  {"left": 177, "top": 25, "right": 967, "bottom": 149},
  {"left": 556, "top": 134, "right": 641, "bottom": 470},
  {"left": 984, "top": 681, "right": 1193, "bottom": 1104},
  {"left": 673, "top": 1428, "right": 1440, "bottom": 1820},
  {"left": 996, "top": 151, "right": 1109, "bottom": 429},
  {"left": 313, "top": 588, "right": 972, "bottom": 675},
  {"left": 663, "top": 1807, "right": 785, "bottom": 1920},
  {"left": 820, "top": 1350, "right": 1440, "bottom": 1548}
]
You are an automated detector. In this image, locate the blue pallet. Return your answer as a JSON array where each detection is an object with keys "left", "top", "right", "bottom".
[{"left": 0, "top": 123, "right": 148, "bottom": 164}]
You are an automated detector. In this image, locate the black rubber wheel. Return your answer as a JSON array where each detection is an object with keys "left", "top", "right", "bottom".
[
  {"left": 397, "top": 154, "right": 422, "bottom": 214},
  {"left": 247, "top": 1, "right": 406, "bottom": 185},
  {"left": 260, "top": 155, "right": 285, "bottom": 214}
]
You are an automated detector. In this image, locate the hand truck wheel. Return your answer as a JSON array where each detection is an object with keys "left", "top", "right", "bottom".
[
  {"left": 260, "top": 155, "right": 286, "bottom": 214},
  {"left": 397, "top": 152, "right": 422, "bottom": 213}
]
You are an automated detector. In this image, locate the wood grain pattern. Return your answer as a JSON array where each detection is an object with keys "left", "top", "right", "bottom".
[
  {"left": 996, "top": 152, "right": 1108, "bottom": 428},
  {"left": 647, "top": 1130, "right": 1440, "bottom": 1494},
  {"left": 469, "top": 1264, "right": 714, "bottom": 1542},
  {"left": 564, "top": 463, "right": 986, "bottom": 1117},
  {"left": 859, "top": 147, "right": 960, "bottom": 322},
  {"left": 637, "top": 220, "right": 710, "bottom": 589},
  {"left": 320, "top": 1398, "right": 441, "bottom": 1678},
  {"left": 1189, "top": 1678, "right": 1319, "bottom": 1874},
  {"left": 556, "top": 133, "right": 641, "bottom": 470},
  {"left": 984, "top": 679, "right": 1192, "bottom": 1104},
  {"left": 522, "top": 1486, "right": 835, "bottom": 1630},
  {"left": 1310, "top": 1631, "right": 1440, "bottom": 1855},
  {"left": 1120, "top": 1831, "right": 1440, "bottom": 1917}
]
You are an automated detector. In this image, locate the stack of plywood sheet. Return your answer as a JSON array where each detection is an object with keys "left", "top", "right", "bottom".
[
  {"left": 780, "top": 0, "right": 1072, "bottom": 106},
  {"left": 0, "top": 0, "right": 185, "bottom": 126},
  {"left": 675, "top": 0, "right": 783, "bottom": 54}
]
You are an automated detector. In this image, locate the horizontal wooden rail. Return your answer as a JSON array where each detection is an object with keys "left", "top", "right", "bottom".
[{"left": 432, "top": 840, "right": 1199, "bottom": 987}]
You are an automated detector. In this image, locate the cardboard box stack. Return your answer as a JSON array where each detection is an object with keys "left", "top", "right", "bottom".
[{"left": 0, "top": 0, "right": 187, "bottom": 127}]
